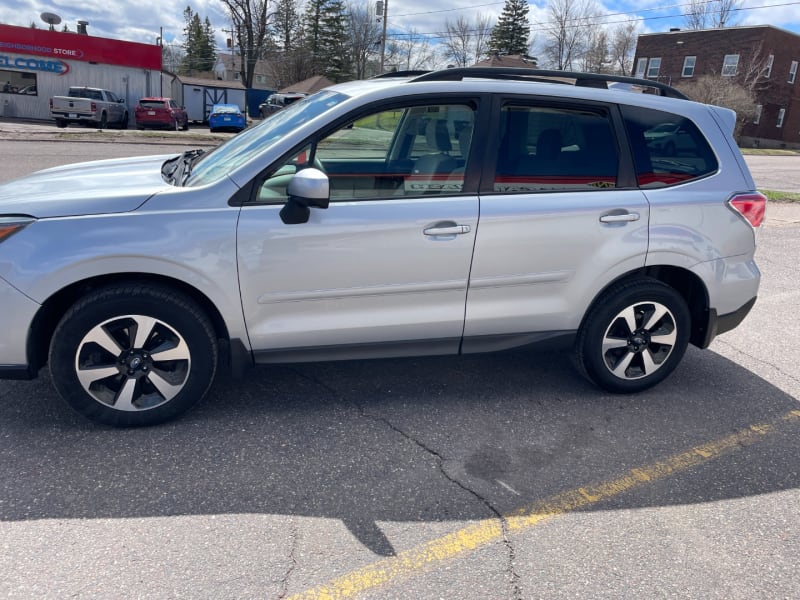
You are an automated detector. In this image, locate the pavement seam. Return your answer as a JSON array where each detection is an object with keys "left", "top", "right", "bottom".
[
  {"left": 278, "top": 520, "right": 299, "bottom": 600},
  {"left": 714, "top": 338, "right": 800, "bottom": 387}
]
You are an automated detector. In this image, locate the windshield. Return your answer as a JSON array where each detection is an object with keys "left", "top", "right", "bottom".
[{"left": 186, "top": 90, "right": 349, "bottom": 187}]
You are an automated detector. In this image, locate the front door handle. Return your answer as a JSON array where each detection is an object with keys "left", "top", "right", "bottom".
[
  {"left": 423, "top": 223, "right": 471, "bottom": 236},
  {"left": 599, "top": 212, "right": 640, "bottom": 223}
]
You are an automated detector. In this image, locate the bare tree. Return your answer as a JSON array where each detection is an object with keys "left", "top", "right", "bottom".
[
  {"left": 219, "top": 0, "right": 270, "bottom": 89},
  {"left": 541, "top": 0, "right": 596, "bottom": 70},
  {"left": 609, "top": 20, "right": 638, "bottom": 76},
  {"left": 387, "top": 29, "right": 437, "bottom": 72},
  {"left": 674, "top": 75, "right": 756, "bottom": 134},
  {"left": 348, "top": 1, "right": 381, "bottom": 79},
  {"left": 581, "top": 27, "right": 609, "bottom": 73},
  {"left": 440, "top": 14, "right": 492, "bottom": 68},
  {"left": 685, "top": 0, "right": 742, "bottom": 29}
]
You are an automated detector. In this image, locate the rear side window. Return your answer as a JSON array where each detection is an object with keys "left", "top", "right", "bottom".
[
  {"left": 621, "top": 105, "right": 718, "bottom": 188},
  {"left": 493, "top": 105, "right": 618, "bottom": 193}
]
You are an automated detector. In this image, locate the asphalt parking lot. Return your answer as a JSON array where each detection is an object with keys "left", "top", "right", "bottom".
[{"left": 0, "top": 123, "right": 798, "bottom": 599}]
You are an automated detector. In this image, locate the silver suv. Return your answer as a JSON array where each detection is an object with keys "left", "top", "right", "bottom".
[{"left": 0, "top": 68, "right": 765, "bottom": 426}]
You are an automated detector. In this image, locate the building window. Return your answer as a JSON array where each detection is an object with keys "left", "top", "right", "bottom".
[
  {"left": 234, "top": 71, "right": 241, "bottom": 81},
  {"left": 635, "top": 58, "right": 647, "bottom": 78},
  {"left": 765, "top": 54, "right": 774, "bottom": 78},
  {"left": 777, "top": 108, "right": 785, "bottom": 128},
  {"left": 722, "top": 54, "right": 739, "bottom": 77},
  {"left": 647, "top": 57, "right": 661, "bottom": 78},
  {"left": 1, "top": 70, "right": 37, "bottom": 95},
  {"left": 754, "top": 105, "right": 762, "bottom": 125},
  {"left": 682, "top": 56, "right": 696, "bottom": 77},
  {"left": 790, "top": 61, "right": 798, "bottom": 84}
]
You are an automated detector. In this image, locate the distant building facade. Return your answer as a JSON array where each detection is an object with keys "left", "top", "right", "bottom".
[{"left": 633, "top": 25, "right": 800, "bottom": 147}]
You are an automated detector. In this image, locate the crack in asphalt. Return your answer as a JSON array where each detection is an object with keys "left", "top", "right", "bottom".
[
  {"left": 288, "top": 366, "right": 523, "bottom": 597},
  {"left": 354, "top": 404, "right": 524, "bottom": 600},
  {"left": 278, "top": 520, "right": 299, "bottom": 599},
  {"left": 715, "top": 338, "right": 800, "bottom": 386}
]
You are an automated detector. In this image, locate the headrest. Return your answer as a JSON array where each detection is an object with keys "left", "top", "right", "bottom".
[{"left": 426, "top": 119, "right": 452, "bottom": 153}]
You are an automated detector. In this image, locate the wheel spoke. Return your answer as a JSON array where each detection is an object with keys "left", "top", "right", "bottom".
[
  {"left": 146, "top": 370, "right": 184, "bottom": 401},
  {"left": 132, "top": 316, "right": 158, "bottom": 349},
  {"left": 113, "top": 377, "right": 139, "bottom": 411},
  {"left": 650, "top": 330, "right": 677, "bottom": 348},
  {"left": 76, "top": 365, "right": 119, "bottom": 389},
  {"left": 620, "top": 306, "right": 637, "bottom": 335},
  {"left": 643, "top": 304, "right": 669, "bottom": 331},
  {"left": 84, "top": 326, "right": 124, "bottom": 356},
  {"left": 150, "top": 339, "right": 190, "bottom": 362},
  {"left": 602, "top": 337, "right": 629, "bottom": 353},
  {"left": 641, "top": 348, "right": 658, "bottom": 375},
  {"left": 611, "top": 351, "right": 636, "bottom": 378}
]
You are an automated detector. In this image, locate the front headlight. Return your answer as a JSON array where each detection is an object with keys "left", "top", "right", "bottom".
[{"left": 0, "top": 216, "right": 36, "bottom": 243}]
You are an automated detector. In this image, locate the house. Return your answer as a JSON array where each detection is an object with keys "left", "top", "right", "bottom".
[
  {"left": 213, "top": 55, "right": 277, "bottom": 90},
  {"left": 633, "top": 25, "right": 800, "bottom": 147},
  {"left": 473, "top": 54, "right": 538, "bottom": 69}
]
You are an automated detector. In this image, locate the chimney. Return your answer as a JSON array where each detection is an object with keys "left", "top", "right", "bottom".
[{"left": 77, "top": 20, "right": 89, "bottom": 35}]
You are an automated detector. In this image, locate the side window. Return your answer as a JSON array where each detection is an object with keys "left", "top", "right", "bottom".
[
  {"left": 493, "top": 105, "right": 618, "bottom": 193},
  {"left": 621, "top": 105, "right": 718, "bottom": 188},
  {"left": 256, "top": 103, "right": 475, "bottom": 202}
]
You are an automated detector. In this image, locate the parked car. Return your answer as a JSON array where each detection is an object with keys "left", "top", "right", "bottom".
[
  {"left": 134, "top": 97, "right": 189, "bottom": 130},
  {"left": 644, "top": 122, "right": 695, "bottom": 156},
  {"left": 49, "top": 86, "right": 128, "bottom": 129},
  {"left": 208, "top": 103, "right": 246, "bottom": 132},
  {"left": 259, "top": 93, "right": 306, "bottom": 118},
  {"left": 0, "top": 68, "right": 765, "bottom": 427}
]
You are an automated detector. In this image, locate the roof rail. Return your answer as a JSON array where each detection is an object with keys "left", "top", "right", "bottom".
[
  {"left": 409, "top": 68, "right": 689, "bottom": 100},
  {"left": 371, "top": 70, "right": 431, "bottom": 79}
]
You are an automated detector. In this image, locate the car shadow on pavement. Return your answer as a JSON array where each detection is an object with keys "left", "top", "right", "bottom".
[{"left": 1, "top": 346, "right": 798, "bottom": 557}]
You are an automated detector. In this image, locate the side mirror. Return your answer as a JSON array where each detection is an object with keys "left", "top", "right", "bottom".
[{"left": 279, "top": 168, "right": 330, "bottom": 225}]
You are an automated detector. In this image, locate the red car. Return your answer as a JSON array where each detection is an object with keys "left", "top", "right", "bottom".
[{"left": 134, "top": 97, "right": 189, "bottom": 130}]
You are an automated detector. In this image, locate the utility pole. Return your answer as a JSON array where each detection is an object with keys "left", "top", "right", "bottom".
[{"left": 378, "top": 0, "right": 388, "bottom": 74}]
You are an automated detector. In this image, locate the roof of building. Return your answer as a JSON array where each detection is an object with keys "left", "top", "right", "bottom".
[
  {"left": 279, "top": 75, "right": 335, "bottom": 94},
  {"left": 178, "top": 75, "right": 246, "bottom": 90},
  {"left": 473, "top": 54, "right": 539, "bottom": 69}
]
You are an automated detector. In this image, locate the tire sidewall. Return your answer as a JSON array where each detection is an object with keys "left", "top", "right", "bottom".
[
  {"left": 578, "top": 281, "right": 691, "bottom": 394},
  {"left": 49, "top": 286, "right": 217, "bottom": 427}
]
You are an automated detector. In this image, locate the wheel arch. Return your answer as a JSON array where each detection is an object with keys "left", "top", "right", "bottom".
[
  {"left": 580, "top": 265, "right": 710, "bottom": 348},
  {"left": 27, "top": 273, "right": 235, "bottom": 374}
]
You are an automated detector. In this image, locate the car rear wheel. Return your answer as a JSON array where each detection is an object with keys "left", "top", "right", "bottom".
[
  {"left": 575, "top": 279, "right": 690, "bottom": 393},
  {"left": 49, "top": 284, "right": 218, "bottom": 427}
]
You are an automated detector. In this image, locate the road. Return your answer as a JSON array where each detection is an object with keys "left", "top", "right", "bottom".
[{"left": 0, "top": 139, "right": 799, "bottom": 599}]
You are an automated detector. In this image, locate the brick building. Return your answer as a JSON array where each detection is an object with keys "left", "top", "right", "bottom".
[{"left": 633, "top": 25, "right": 800, "bottom": 147}]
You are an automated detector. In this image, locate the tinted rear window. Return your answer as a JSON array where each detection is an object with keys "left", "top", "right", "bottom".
[
  {"left": 621, "top": 105, "right": 718, "bottom": 188},
  {"left": 139, "top": 100, "right": 167, "bottom": 109}
]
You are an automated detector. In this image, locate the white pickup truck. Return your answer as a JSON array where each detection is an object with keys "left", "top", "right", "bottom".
[{"left": 50, "top": 87, "right": 129, "bottom": 129}]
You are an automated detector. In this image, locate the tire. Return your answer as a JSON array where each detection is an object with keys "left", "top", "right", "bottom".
[
  {"left": 119, "top": 112, "right": 129, "bottom": 130},
  {"left": 49, "top": 284, "right": 218, "bottom": 427},
  {"left": 55, "top": 119, "right": 67, "bottom": 128},
  {"left": 575, "top": 279, "right": 690, "bottom": 394},
  {"left": 98, "top": 112, "right": 108, "bottom": 129},
  {"left": 182, "top": 119, "right": 189, "bottom": 131}
]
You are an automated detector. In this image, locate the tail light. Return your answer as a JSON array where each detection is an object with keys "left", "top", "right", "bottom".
[
  {"left": 729, "top": 192, "right": 766, "bottom": 228},
  {"left": 91, "top": 102, "right": 97, "bottom": 112}
]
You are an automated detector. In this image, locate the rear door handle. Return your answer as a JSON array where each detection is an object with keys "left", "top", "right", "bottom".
[{"left": 599, "top": 212, "right": 640, "bottom": 223}]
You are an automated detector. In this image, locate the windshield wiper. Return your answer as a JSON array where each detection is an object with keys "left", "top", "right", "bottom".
[{"left": 161, "top": 149, "right": 206, "bottom": 185}]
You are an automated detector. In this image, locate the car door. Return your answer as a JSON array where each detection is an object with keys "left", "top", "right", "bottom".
[
  {"left": 236, "top": 99, "right": 480, "bottom": 361},
  {"left": 462, "top": 98, "right": 650, "bottom": 350}
]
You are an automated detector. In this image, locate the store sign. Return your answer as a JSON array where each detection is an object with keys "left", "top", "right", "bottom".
[
  {"left": 0, "top": 23, "right": 160, "bottom": 71},
  {"left": 0, "top": 53, "right": 70, "bottom": 75}
]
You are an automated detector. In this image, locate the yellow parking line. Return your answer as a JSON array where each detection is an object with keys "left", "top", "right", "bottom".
[{"left": 290, "top": 409, "right": 800, "bottom": 600}]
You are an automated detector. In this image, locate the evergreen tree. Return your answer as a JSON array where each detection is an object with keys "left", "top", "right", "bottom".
[
  {"left": 180, "top": 6, "right": 216, "bottom": 75},
  {"left": 272, "top": 0, "right": 302, "bottom": 53},
  {"left": 321, "top": 0, "right": 352, "bottom": 81},
  {"left": 303, "top": 0, "right": 352, "bottom": 81},
  {"left": 488, "top": 0, "right": 531, "bottom": 56}
]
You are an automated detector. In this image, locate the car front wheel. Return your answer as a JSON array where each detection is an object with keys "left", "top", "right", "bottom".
[
  {"left": 575, "top": 279, "right": 690, "bottom": 393},
  {"left": 49, "top": 284, "right": 218, "bottom": 426}
]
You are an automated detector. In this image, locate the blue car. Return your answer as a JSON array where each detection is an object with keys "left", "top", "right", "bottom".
[{"left": 208, "top": 103, "right": 246, "bottom": 133}]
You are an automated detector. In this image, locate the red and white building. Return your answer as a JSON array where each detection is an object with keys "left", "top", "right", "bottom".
[{"left": 0, "top": 23, "right": 161, "bottom": 121}]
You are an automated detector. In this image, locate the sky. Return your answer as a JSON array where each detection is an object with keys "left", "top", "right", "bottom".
[{"left": 1, "top": 0, "right": 799, "bottom": 56}]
